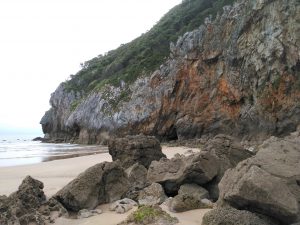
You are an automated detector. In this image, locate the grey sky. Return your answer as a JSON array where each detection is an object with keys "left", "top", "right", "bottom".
[{"left": 0, "top": 0, "right": 181, "bottom": 133}]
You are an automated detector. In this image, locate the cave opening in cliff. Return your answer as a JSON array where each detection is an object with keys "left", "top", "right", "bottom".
[
  {"left": 165, "top": 125, "right": 178, "bottom": 141},
  {"left": 73, "top": 123, "right": 81, "bottom": 137}
]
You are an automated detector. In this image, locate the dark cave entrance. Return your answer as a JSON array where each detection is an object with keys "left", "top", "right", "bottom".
[
  {"left": 73, "top": 123, "right": 81, "bottom": 137},
  {"left": 165, "top": 125, "right": 178, "bottom": 141}
]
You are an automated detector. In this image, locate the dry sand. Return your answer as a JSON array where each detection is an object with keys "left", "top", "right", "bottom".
[{"left": 0, "top": 145, "right": 209, "bottom": 225}]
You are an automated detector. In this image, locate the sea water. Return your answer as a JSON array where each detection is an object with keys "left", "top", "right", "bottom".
[{"left": 0, "top": 134, "right": 107, "bottom": 167}]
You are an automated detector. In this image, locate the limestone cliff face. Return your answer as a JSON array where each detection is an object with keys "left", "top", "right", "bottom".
[{"left": 41, "top": 0, "right": 300, "bottom": 144}]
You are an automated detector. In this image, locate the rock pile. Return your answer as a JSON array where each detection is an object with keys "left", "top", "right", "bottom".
[
  {"left": 3, "top": 132, "right": 299, "bottom": 225},
  {"left": 147, "top": 151, "right": 218, "bottom": 195},
  {"left": 147, "top": 135, "right": 252, "bottom": 199},
  {"left": 203, "top": 133, "right": 300, "bottom": 225}
]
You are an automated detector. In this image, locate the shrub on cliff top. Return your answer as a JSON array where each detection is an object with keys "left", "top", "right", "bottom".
[{"left": 63, "top": 0, "right": 234, "bottom": 95}]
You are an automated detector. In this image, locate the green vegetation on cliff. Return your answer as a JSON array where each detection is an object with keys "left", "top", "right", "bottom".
[{"left": 64, "top": 0, "right": 234, "bottom": 94}]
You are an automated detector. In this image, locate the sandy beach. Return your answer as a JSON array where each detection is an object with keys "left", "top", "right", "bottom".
[{"left": 0, "top": 146, "right": 209, "bottom": 225}]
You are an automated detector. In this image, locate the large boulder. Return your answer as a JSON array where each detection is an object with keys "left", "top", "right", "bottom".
[
  {"left": 203, "top": 134, "right": 254, "bottom": 175},
  {"left": 217, "top": 134, "right": 300, "bottom": 224},
  {"left": 202, "top": 206, "right": 279, "bottom": 225},
  {"left": 169, "top": 184, "right": 212, "bottom": 212},
  {"left": 0, "top": 176, "right": 57, "bottom": 225},
  {"left": 220, "top": 165, "right": 298, "bottom": 223},
  {"left": 108, "top": 135, "right": 166, "bottom": 169},
  {"left": 55, "top": 161, "right": 130, "bottom": 211},
  {"left": 203, "top": 135, "right": 254, "bottom": 200},
  {"left": 147, "top": 152, "right": 218, "bottom": 195}
]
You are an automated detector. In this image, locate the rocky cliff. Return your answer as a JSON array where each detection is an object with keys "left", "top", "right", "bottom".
[{"left": 41, "top": 0, "right": 300, "bottom": 144}]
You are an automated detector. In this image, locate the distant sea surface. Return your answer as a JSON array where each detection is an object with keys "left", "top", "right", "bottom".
[{"left": 0, "top": 134, "right": 107, "bottom": 167}]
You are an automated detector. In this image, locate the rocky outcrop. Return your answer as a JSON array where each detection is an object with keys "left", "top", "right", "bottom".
[
  {"left": 108, "top": 135, "right": 165, "bottom": 169},
  {"left": 169, "top": 184, "right": 212, "bottom": 212},
  {"left": 55, "top": 161, "right": 130, "bottom": 211},
  {"left": 0, "top": 176, "right": 46, "bottom": 225},
  {"left": 41, "top": 0, "right": 300, "bottom": 144},
  {"left": 41, "top": 83, "right": 82, "bottom": 143},
  {"left": 212, "top": 133, "right": 300, "bottom": 224},
  {"left": 0, "top": 176, "right": 68, "bottom": 225},
  {"left": 147, "top": 152, "right": 218, "bottom": 195}
]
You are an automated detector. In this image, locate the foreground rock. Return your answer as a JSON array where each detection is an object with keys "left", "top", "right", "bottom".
[
  {"left": 203, "top": 135, "right": 254, "bottom": 200},
  {"left": 108, "top": 135, "right": 166, "bottom": 169},
  {"left": 55, "top": 161, "right": 130, "bottom": 211},
  {"left": 0, "top": 176, "right": 67, "bottom": 225},
  {"left": 147, "top": 152, "right": 218, "bottom": 195},
  {"left": 118, "top": 205, "right": 178, "bottom": 225},
  {"left": 202, "top": 206, "right": 279, "bottom": 225},
  {"left": 215, "top": 134, "right": 300, "bottom": 224},
  {"left": 169, "top": 184, "right": 212, "bottom": 212},
  {"left": 0, "top": 176, "right": 46, "bottom": 225}
]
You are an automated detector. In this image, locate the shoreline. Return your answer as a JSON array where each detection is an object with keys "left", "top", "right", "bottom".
[
  {"left": 0, "top": 146, "right": 200, "bottom": 197},
  {"left": 0, "top": 146, "right": 207, "bottom": 225}
]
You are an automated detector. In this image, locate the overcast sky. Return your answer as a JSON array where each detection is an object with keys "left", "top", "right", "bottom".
[{"left": 0, "top": 0, "right": 182, "bottom": 134}]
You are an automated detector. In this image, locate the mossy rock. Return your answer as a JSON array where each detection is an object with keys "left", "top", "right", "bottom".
[{"left": 119, "top": 205, "right": 178, "bottom": 225}]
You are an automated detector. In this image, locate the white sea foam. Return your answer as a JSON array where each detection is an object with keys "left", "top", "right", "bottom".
[{"left": 0, "top": 134, "right": 107, "bottom": 167}]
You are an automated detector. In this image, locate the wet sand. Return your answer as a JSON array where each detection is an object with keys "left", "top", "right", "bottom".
[{"left": 0, "top": 145, "right": 208, "bottom": 225}]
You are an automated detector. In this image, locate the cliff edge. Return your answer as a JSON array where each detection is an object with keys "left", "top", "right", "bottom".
[{"left": 41, "top": 0, "right": 300, "bottom": 144}]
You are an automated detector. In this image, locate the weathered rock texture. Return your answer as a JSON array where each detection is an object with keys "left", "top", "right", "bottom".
[
  {"left": 147, "top": 152, "right": 218, "bottom": 195},
  {"left": 169, "top": 184, "right": 211, "bottom": 212},
  {"left": 216, "top": 133, "right": 300, "bottom": 224},
  {"left": 55, "top": 161, "right": 130, "bottom": 212},
  {"left": 138, "top": 183, "right": 167, "bottom": 206},
  {"left": 124, "top": 163, "right": 149, "bottom": 201},
  {"left": 41, "top": 0, "right": 300, "bottom": 144},
  {"left": 0, "top": 176, "right": 46, "bottom": 225},
  {"left": 203, "top": 134, "right": 254, "bottom": 200},
  {"left": 0, "top": 176, "right": 67, "bottom": 225},
  {"left": 126, "top": 163, "right": 148, "bottom": 189},
  {"left": 202, "top": 206, "right": 279, "bottom": 225},
  {"left": 108, "top": 135, "right": 165, "bottom": 169}
]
